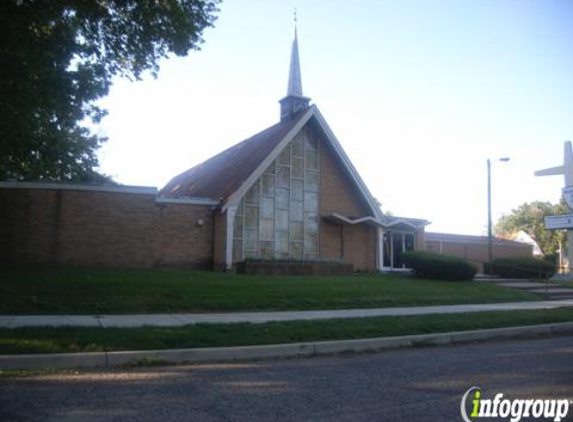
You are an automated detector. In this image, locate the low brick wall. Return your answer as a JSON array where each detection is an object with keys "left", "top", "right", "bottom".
[{"left": 235, "top": 261, "right": 354, "bottom": 276}]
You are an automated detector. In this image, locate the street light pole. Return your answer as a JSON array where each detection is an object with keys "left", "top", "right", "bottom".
[
  {"left": 487, "top": 158, "right": 493, "bottom": 273},
  {"left": 487, "top": 157, "right": 510, "bottom": 277}
]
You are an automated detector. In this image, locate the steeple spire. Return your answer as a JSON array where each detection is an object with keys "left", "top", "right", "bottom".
[
  {"left": 287, "top": 15, "right": 303, "bottom": 96},
  {"left": 279, "top": 14, "right": 310, "bottom": 122}
]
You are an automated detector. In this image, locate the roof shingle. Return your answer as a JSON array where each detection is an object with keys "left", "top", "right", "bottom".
[{"left": 159, "top": 111, "right": 307, "bottom": 203}]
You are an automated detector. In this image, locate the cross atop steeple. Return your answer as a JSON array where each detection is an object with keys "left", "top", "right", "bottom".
[{"left": 279, "top": 16, "right": 311, "bottom": 122}]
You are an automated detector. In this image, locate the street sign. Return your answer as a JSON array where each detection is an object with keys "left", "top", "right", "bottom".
[{"left": 544, "top": 214, "right": 573, "bottom": 230}]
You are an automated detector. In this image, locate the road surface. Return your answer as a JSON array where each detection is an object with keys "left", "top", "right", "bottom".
[{"left": 1, "top": 335, "right": 572, "bottom": 421}]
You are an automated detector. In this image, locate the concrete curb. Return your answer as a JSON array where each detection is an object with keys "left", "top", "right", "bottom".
[{"left": 2, "top": 321, "right": 573, "bottom": 371}]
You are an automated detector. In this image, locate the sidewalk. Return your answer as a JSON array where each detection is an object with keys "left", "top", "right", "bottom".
[{"left": 2, "top": 299, "right": 573, "bottom": 329}]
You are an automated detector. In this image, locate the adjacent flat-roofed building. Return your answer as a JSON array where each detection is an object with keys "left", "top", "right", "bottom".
[{"left": 425, "top": 232, "right": 534, "bottom": 273}]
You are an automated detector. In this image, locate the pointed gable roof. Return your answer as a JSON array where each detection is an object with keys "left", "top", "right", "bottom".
[
  {"left": 159, "top": 110, "right": 309, "bottom": 203},
  {"left": 160, "top": 105, "right": 386, "bottom": 223},
  {"left": 159, "top": 28, "right": 430, "bottom": 234}
]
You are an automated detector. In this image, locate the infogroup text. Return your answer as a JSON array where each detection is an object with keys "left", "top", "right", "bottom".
[{"left": 461, "top": 387, "right": 571, "bottom": 422}]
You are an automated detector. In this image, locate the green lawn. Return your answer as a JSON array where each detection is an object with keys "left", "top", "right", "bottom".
[
  {"left": 1, "top": 308, "right": 572, "bottom": 354},
  {"left": 0, "top": 268, "right": 541, "bottom": 314}
]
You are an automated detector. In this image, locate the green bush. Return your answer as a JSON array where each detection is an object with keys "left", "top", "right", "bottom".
[
  {"left": 484, "top": 257, "right": 556, "bottom": 279},
  {"left": 402, "top": 251, "right": 477, "bottom": 281}
]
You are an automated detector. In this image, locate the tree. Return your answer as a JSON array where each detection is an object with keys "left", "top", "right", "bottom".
[
  {"left": 0, "top": 0, "right": 220, "bottom": 182},
  {"left": 494, "top": 200, "right": 568, "bottom": 256}
]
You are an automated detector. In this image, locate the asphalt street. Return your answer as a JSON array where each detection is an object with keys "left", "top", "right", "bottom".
[{"left": 1, "top": 335, "right": 572, "bottom": 422}]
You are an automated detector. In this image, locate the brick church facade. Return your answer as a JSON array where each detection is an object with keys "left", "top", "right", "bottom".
[{"left": 0, "top": 30, "right": 430, "bottom": 272}]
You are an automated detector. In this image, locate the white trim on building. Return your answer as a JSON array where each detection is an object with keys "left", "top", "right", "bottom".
[
  {"left": 222, "top": 105, "right": 386, "bottom": 225},
  {"left": 225, "top": 206, "right": 238, "bottom": 269},
  {"left": 222, "top": 107, "right": 314, "bottom": 213},
  {"left": 311, "top": 107, "right": 384, "bottom": 221},
  {"left": 155, "top": 197, "right": 220, "bottom": 206},
  {"left": 0, "top": 181, "right": 220, "bottom": 205},
  {"left": 0, "top": 181, "right": 157, "bottom": 195}
]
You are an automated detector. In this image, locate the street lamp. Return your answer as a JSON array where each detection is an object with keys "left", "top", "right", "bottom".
[{"left": 487, "top": 157, "right": 510, "bottom": 276}]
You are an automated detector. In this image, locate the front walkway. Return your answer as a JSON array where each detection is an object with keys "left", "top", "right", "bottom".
[
  {"left": 481, "top": 277, "right": 573, "bottom": 300},
  {"left": 1, "top": 299, "right": 573, "bottom": 329}
]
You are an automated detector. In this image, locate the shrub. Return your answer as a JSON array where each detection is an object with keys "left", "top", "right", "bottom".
[
  {"left": 484, "top": 257, "right": 556, "bottom": 279},
  {"left": 401, "top": 251, "right": 477, "bottom": 281}
]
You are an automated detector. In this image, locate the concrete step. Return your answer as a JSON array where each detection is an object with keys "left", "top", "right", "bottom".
[
  {"left": 529, "top": 288, "right": 573, "bottom": 295},
  {"left": 546, "top": 296, "right": 573, "bottom": 301},
  {"left": 495, "top": 282, "right": 550, "bottom": 289},
  {"left": 475, "top": 277, "right": 543, "bottom": 283}
]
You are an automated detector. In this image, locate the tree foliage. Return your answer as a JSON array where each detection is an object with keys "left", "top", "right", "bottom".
[
  {"left": 0, "top": 0, "right": 220, "bottom": 182},
  {"left": 494, "top": 200, "right": 567, "bottom": 256}
]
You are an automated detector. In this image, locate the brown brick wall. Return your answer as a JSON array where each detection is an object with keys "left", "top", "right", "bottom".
[
  {"left": 415, "top": 231, "right": 426, "bottom": 252},
  {"left": 0, "top": 188, "right": 60, "bottom": 265},
  {"left": 153, "top": 201, "right": 213, "bottom": 269},
  {"left": 0, "top": 187, "right": 214, "bottom": 269},
  {"left": 318, "top": 137, "right": 377, "bottom": 271},
  {"left": 212, "top": 209, "right": 226, "bottom": 271},
  {"left": 343, "top": 224, "right": 377, "bottom": 271}
]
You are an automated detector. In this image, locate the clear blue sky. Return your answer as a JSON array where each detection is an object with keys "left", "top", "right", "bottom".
[{"left": 97, "top": 0, "right": 573, "bottom": 235}]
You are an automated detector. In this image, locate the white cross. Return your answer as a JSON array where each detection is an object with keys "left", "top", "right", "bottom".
[
  {"left": 535, "top": 141, "right": 573, "bottom": 187},
  {"left": 536, "top": 141, "right": 573, "bottom": 277}
]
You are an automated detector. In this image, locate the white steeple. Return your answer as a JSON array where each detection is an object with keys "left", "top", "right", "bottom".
[
  {"left": 287, "top": 27, "right": 303, "bottom": 97},
  {"left": 279, "top": 18, "right": 311, "bottom": 122}
]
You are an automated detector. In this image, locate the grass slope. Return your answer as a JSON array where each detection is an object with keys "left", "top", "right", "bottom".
[
  {"left": 0, "top": 268, "right": 540, "bottom": 314},
  {"left": 1, "top": 308, "right": 572, "bottom": 354}
]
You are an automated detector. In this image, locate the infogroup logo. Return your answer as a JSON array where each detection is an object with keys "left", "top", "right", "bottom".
[{"left": 460, "top": 387, "right": 571, "bottom": 422}]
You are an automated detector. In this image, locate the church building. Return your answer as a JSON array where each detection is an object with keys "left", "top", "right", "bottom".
[
  {"left": 0, "top": 29, "right": 430, "bottom": 272},
  {"left": 160, "top": 29, "right": 429, "bottom": 271}
]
